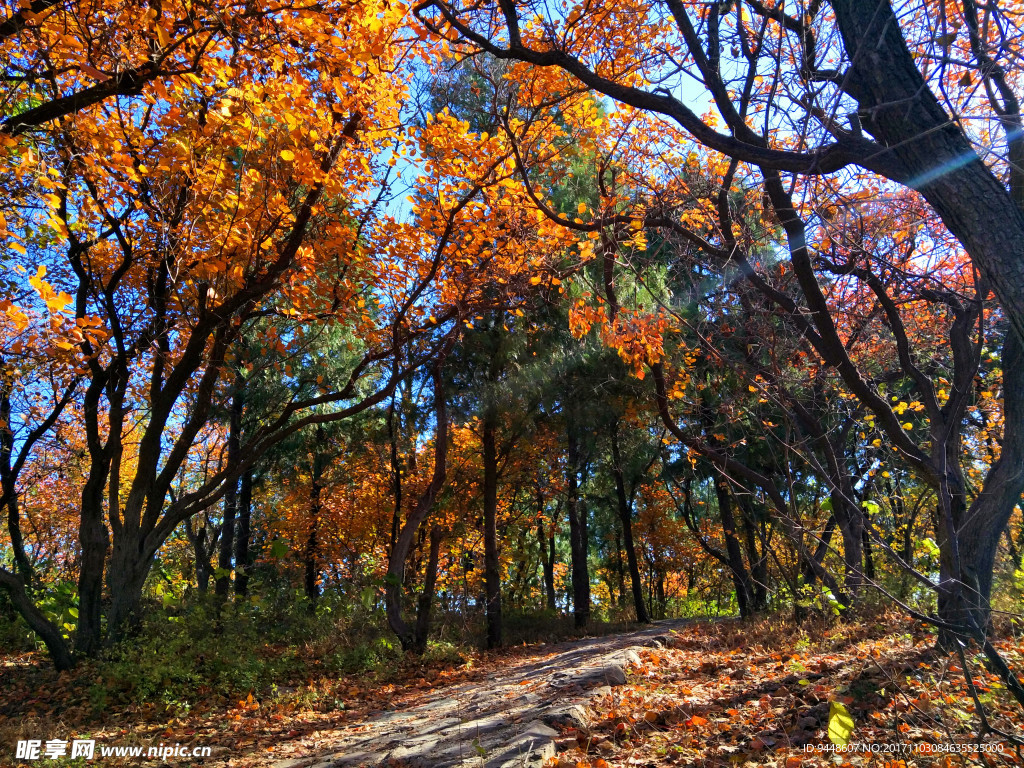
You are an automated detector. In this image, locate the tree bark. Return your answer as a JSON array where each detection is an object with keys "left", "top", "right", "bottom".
[
  {"left": 386, "top": 364, "right": 448, "bottom": 651},
  {"left": 610, "top": 423, "right": 650, "bottom": 623},
  {"left": 216, "top": 379, "right": 244, "bottom": 597},
  {"left": 305, "top": 428, "right": 325, "bottom": 606},
  {"left": 941, "top": 330, "right": 1024, "bottom": 632},
  {"left": 566, "top": 426, "right": 590, "bottom": 628},
  {"left": 714, "top": 478, "right": 755, "bottom": 618},
  {"left": 536, "top": 490, "right": 557, "bottom": 611},
  {"left": 233, "top": 471, "right": 253, "bottom": 596},
  {"left": 829, "top": 0, "right": 1024, "bottom": 346},
  {"left": 482, "top": 412, "right": 502, "bottom": 648},
  {"left": 0, "top": 568, "right": 74, "bottom": 670},
  {"left": 412, "top": 526, "right": 443, "bottom": 654}
]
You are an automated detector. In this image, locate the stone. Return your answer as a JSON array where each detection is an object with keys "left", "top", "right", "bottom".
[
  {"left": 460, "top": 713, "right": 509, "bottom": 736},
  {"left": 331, "top": 751, "right": 386, "bottom": 767},
  {"left": 484, "top": 720, "right": 558, "bottom": 768},
  {"left": 599, "top": 664, "right": 628, "bottom": 686},
  {"left": 586, "top": 685, "right": 612, "bottom": 700},
  {"left": 521, "top": 720, "right": 559, "bottom": 740},
  {"left": 607, "top": 648, "right": 642, "bottom": 668},
  {"left": 542, "top": 703, "right": 591, "bottom": 731},
  {"left": 271, "top": 758, "right": 329, "bottom": 768}
]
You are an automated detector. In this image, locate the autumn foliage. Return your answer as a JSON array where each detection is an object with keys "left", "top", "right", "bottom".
[{"left": 2, "top": 0, "right": 1024, "bottom": 760}]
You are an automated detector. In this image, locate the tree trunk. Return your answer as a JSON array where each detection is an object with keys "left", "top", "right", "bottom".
[
  {"left": 0, "top": 569, "right": 74, "bottom": 670},
  {"left": 104, "top": 547, "right": 154, "bottom": 643},
  {"left": 186, "top": 514, "right": 214, "bottom": 593},
  {"left": 216, "top": 379, "right": 244, "bottom": 597},
  {"left": 75, "top": 492, "right": 109, "bottom": 657},
  {"left": 610, "top": 424, "right": 650, "bottom": 623},
  {"left": 830, "top": 0, "right": 1024, "bottom": 346},
  {"left": 412, "top": 526, "right": 443, "bottom": 654},
  {"left": 386, "top": 364, "right": 448, "bottom": 651},
  {"left": 536, "top": 499, "right": 557, "bottom": 611},
  {"left": 862, "top": 525, "right": 876, "bottom": 583},
  {"left": 566, "top": 427, "right": 590, "bottom": 628},
  {"left": 234, "top": 471, "right": 253, "bottom": 596},
  {"left": 482, "top": 412, "right": 502, "bottom": 648},
  {"left": 654, "top": 569, "right": 666, "bottom": 619},
  {"left": 305, "top": 429, "right": 325, "bottom": 606},
  {"left": 738, "top": 499, "right": 769, "bottom": 612},
  {"left": 388, "top": 396, "right": 402, "bottom": 554},
  {"left": 1, "top": 385, "right": 33, "bottom": 585},
  {"left": 714, "top": 478, "right": 755, "bottom": 618},
  {"left": 831, "top": 489, "right": 864, "bottom": 599},
  {"left": 941, "top": 331, "right": 1024, "bottom": 633},
  {"left": 613, "top": 527, "right": 626, "bottom": 608}
]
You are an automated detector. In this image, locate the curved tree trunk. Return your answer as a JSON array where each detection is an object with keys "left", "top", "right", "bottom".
[
  {"left": 1, "top": 386, "right": 33, "bottom": 585},
  {"left": 940, "top": 331, "right": 1024, "bottom": 633},
  {"left": 0, "top": 568, "right": 74, "bottom": 670},
  {"left": 830, "top": 0, "right": 1024, "bottom": 346}
]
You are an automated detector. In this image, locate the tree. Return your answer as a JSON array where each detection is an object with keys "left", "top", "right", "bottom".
[
  {"left": 416, "top": 0, "right": 1024, "bottom": 346},
  {"left": 1, "top": 0, "right": 585, "bottom": 667}
]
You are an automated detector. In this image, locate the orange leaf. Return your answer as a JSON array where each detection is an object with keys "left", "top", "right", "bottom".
[{"left": 79, "top": 63, "right": 111, "bottom": 81}]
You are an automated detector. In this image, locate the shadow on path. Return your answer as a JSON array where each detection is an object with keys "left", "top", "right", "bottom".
[{"left": 268, "top": 619, "right": 698, "bottom": 768}]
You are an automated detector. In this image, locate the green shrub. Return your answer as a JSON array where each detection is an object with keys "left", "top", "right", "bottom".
[{"left": 90, "top": 591, "right": 392, "bottom": 715}]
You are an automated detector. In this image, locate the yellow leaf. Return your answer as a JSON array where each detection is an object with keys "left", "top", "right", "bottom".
[
  {"left": 46, "top": 291, "right": 73, "bottom": 314},
  {"left": 5, "top": 304, "right": 28, "bottom": 331},
  {"left": 280, "top": 149, "right": 295, "bottom": 161},
  {"left": 828, "top": 700, "right": 855, "bottom": 746},
  {"left": 156, "top": 24, "right": 171, "bottom": 49}
]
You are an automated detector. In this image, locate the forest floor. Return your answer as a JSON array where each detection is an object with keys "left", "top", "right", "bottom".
[{"left": 2, "top": 612, "right": 1023, "bottom": 768}]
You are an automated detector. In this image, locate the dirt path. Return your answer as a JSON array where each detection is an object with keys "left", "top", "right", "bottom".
[{"left": 269, "top": 620, "right": 694, "bottom": 768}]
